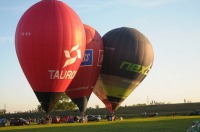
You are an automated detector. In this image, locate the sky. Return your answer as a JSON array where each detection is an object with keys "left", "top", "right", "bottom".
[{"left": 0, "top": 0, "right": 200, "bottom": 113}]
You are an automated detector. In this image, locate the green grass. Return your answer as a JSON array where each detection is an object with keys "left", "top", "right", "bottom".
[{"left": 0, "top": 116, "right": 199, "bottom": 132}]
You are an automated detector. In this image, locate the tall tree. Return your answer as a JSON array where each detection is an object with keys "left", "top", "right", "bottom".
[
  {"left": 37, "top": 93, "right": 77, "bottom": 111},
  {"left": 54, "top": 93, "right": 77, "bottom": 110}
]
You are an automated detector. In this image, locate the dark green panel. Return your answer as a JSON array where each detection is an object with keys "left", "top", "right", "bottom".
[
  {"left": 71, "top": 96, "right": 89, "bottom": 113},
  {"left": 101, "top": 74, "right": 140, "bottom": 99},
  {"left": 34, "top": 91, "right": 62, "bottom": 113}
]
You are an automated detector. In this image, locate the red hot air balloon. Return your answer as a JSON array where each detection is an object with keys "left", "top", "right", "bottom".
[
  {"left": 66, "top": 24, "right": 104, "bottom": 115},
  {"left": 99, "top": 27, "right": 154, "bottom": 113},
  {"left": 15, "top": 0, "right": 86, "bottom": 113}
]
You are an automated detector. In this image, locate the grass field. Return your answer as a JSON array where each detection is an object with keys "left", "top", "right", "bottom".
[{"left": 0, "top": 116, "right": 199, "bottom": 132}]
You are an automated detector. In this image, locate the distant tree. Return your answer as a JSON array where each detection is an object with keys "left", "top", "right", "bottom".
[
  {"left": 184, "top": 99, "right": 186, "bottom": 103},
  {"left": 87, "top": 107, "right": 93, "bottom": 109},
  {"left": 54, "top": 93, "right": 77, "bottom": 110},
  {"left": 0, "top": 109, "right": 6, "bottom": 114},
  {"left": 37, "top": 105, "right": 43, "bottom": 112},
  {"left": 37, "top": 93, "right": 77, "bottom": 111},
  {"left": 136, "top": 103, "right": 147, "bottom": 106},
  {"left": 95, "top": 105, "right": 99, "bottom": 109}
]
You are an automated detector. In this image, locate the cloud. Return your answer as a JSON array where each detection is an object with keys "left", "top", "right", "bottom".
[
  {"left": 130, "top": 0, "right": 170, "bottom": 7},
  {"left": 0, "top": 37, "right": 14, "bottom": 45},
  {"left": 102, "top": 0, "right": 168, "bottom": 7},
  {"left": 70, "top": 0, "right": 174, "bottom": 9}
]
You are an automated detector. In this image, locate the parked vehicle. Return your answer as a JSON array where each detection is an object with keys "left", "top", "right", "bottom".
[
  {"left": 0, "top": 118, "right": 9, "bottom": 127},
  {"left": 94, "top": 115, "right": 101, "bottom": 121},
  {"left": 10, "top": 118, "right": 30, "bottom": 126},
  {"left": 61, "top": 115, "right": 76, "bottom": 123},
  {"left": 67, "top": 116, "right": 74, "bottom": 123},
  {"left": 52, "top": 116, "right": 60, "bottom": 123},
  {"left": 61, "top": 116, "right": 68, "bottom": 123},
  {"left": 87, "top": 115, "right": 101, "bottom": 122}
]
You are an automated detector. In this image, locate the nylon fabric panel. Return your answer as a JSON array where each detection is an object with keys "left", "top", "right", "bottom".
[
  {"left": 70, "top": 96, "right": 89, "bottom": 113},
  {"left": 16, "top": 2, "right": 45, "bottom": 90},
  {"left": 34, "top": 92, "right": 63, "bottom": 113},
  {"left": 101, "top": 74, "right": 139, "bottom": 99},
  {"left": 66, "top": 26, "right": 103, "bottom": 97},
  {"left": 107, "top": 96, "right": 124, "bottom": 111},
  {"left": 15, "top": 0, "right": 86, "bottom": 113},
  {"left": 15, "top": 0, "right": 85, "bottom": 93},
  {"left": 100, "top": 27, "right": 154, "bottom": 112},
  {"left": 93, "top": 78, "right": 108, "bottom": 103},
  {"left": 102, "top": 27, "right": 153, "bottom": 80},
  {"left": 93, "top": 78, "right": 113, "bottom": 112},
  {"left": 66, "top": 24, "right": 103, "bottom": 113}
]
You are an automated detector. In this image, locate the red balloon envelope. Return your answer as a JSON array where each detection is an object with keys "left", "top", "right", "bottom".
[
  {"left": 15, "top": 0, "right": 86, "bottom": 113},
  {"left": 93, "top": 78, "right": 112, "bottom": 112},
  {"left": 65, "top": 24, "right": 103, "bottom": 114}
]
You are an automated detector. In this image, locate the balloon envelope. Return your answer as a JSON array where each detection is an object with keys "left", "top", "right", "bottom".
[
  {"left": 100, "top": 27, "right": 154, "bottom": 112},
  {"left": 15, "top": 0, "right": 85, "bottom": 113},
  {"left": 66, "top": 24, "right": 104, "bottom": 113},
  {"left": 93, "top": 77, "right": 112, "bottom": 112}
]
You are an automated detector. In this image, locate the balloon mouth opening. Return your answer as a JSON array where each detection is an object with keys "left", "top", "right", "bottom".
[{"left": 34, "top": 92, "right": 63, "bottom": 113}]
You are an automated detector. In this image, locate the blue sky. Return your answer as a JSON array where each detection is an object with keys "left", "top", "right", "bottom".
[{"left": 0, "top": 0, "right": 200, "bottom": 113}]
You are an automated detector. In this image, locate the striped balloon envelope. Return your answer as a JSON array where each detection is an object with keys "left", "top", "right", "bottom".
[
  {"left": 66, "top": 24, "right": 104, "bottom": 115},
  {"left": 100, "top": 27, "right": 154, "bottom": 113},
  {"left": 15, "top": 0, "right": 86, "bottom": 113}
]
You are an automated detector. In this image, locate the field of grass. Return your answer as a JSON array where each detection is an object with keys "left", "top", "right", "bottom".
[{"left": 0, "top": 116, "right": 199, "bottom": 132}]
